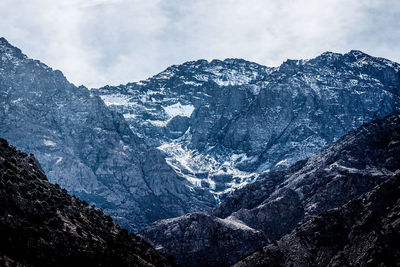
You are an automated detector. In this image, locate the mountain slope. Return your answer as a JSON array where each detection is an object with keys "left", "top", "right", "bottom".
[
  {"left": 137, "top": 212, "right": 264, "bottom": 266},
  {"left": 234, "top": 173, "right": 400, "bottom": 267},
  {"left": 2, "top": 36, "right": 399, "bottom": 233},
  {"left": 139, "top": 113, "right": 400, "bottom": 266},
  {"left": 96, "top": 51, "right": 400, "bottom": 199},
  {"left": 0, "top": 37, "right": 216, "bottom": 231},
  {"left": 0, "top": 138, "right": 172, "bottom": 266}
]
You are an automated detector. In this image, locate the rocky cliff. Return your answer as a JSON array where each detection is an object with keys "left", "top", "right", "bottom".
[
  {"left": 139, "top": 113, "right": 400, "bottom": 266},
  {"left": 0, "top": 37, "right": 216, "bottom": 231},
  {"left": 96, "top": 51, "right": 400, "bottom": 199},
  {"left": 2, "top": 36, "right": 399, "bottom": 233},
  {"left": 0, "top": 138, "right": 172, "bottom": 266}
]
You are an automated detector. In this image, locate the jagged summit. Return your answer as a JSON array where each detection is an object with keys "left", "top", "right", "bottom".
[
  {"left": 142, "top": 57, "right": 272, "bottom": 85},
  {"left": 308, "top": 49, "right": 400, "bottom": 71},
  {"left": 348, "top": 49, "right": 369, "bottom": 56},
  {"left": 117, "top": 57, "right": 273, "bottom": 91},
  {"left": 0, "top": 37, "right": 13, "bottom": 48},
  {"left": 0, "top": 38, "right": 217, "bottom": 231},
  {"left": 0, "top": 36, "right": 64, "bottom": 80},
  {"left": 0, "top": 37, "right": 26, "bottom": 63},
  {"left": 96, "top": 48, "right": 400, "bottom": 200},
  {"left": 1, "top": 36, "right": 400, "bottom": 231}
]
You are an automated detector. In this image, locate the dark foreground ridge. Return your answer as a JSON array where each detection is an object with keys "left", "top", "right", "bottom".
[
  {"left": 139, "top": 113, "right": 400, "bottom": 266},
  {"left": 234, "top": 172, "right": 400, "bottom": 267},
  {"left": 0, "top": 138, "right": 172, "bottom": 267}
]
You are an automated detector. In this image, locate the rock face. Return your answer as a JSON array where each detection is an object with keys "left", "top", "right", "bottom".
[
  {"left": 234, "top": 173, "right": 400, "bottom": 267},
  {"left": 139, "top": 113, "right": 400, "bottom": 266},
  {"left": 0, "top": 37, "right": 216, "bottom": 231},
  {"left": 2, "top": 36, "right": 400, "bottom": 232},
  {"left": 0, "top": 138, "right": 172, "bottom": 267},
  {"left": 96, "top": 51, "right": 400, "bottom": 199},
  {"left": 139, "top": 212, "right": 264, "bottom": 267}
]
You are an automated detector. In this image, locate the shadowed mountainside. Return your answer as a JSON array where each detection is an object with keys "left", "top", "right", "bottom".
[
  {"left": 234, "top": 172, "right": 400, "bottom": 267},
  {"left": 0, "top": 138, "right": 172, "bottom": 267}
]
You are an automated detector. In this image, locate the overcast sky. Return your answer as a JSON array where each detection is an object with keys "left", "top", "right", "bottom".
[{"left": 1, "top": 0, "right": 399, "bottom": 88}]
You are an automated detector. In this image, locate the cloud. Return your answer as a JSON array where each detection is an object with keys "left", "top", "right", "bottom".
[{"left": 1, "top": 0, "right": 399, "bottom": 88}]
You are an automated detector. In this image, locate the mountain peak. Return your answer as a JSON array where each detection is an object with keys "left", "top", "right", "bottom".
[
  {"left": 348, "top": 49, "right": 369, "bottom": 56},
  {"left": 0, "top": 37, "right": 11, "bottom": 46},
  {"left": 0, "top": 37, "right": 24, "bottom": 61},
  {"left": 0, "top": 37, "right": 19, "bottom": 51},
  {"left": 310, "top": 50, "right": 371, "bottom": 62}
]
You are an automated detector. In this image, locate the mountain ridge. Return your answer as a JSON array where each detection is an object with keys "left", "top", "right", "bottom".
[
  {"left": 139, "top": 113, "right": 400, "bottom": 266},
  {"left": 0, "top": 37, "right": 216, "bottom": 231},
  {"left": 234, "top": 171, "right": 400, "bottom": 267},
  {"left": 0, "top": 137, "right": 173, "bottom": 266},
  {"left": 1, "top": 36, "right": 399, "bottom": 232},
  {"left": 96, "top": 48, "right": 400, "bottom": 200}
]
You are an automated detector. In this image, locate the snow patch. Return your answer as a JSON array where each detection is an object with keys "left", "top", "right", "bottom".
[
  {"left": 123, "top": 113, "right": 136, "bottom": 119},
  {"left": 100, "top": 94, "right": 132, "bottom": 106},
  {"left": 275, "top": 159, "right": 288, "bottom": 167},
  {"left": 158, "top": 141, "right": 258, "bottom": 195},
  {"left": 183, "top": 81, "right": 203, "bottom": 86},
  {"left": 56, "top": 157, "right": 63, "bottom": 164},
  {"left": 44, "top": 140, "right": 56, "bottom": 146},
  {"left": 163, "top": 102, "right": 194, "bottom": 118},
  {"left": 193, "top": 74, "right": 209, "bottom": 82},
  {"left": 249, "top": 85, "right": 261, "bottom": 95},
  {"left": 11, "top": 98, "right": 22, "bottom": 104},
  {"left": 149, "top": 120, "right": 169, "bottom": 127}
]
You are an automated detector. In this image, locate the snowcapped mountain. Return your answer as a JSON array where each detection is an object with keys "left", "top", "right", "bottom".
[
  {"left": 95, "top": 52, "right": 400, "bottom": 200},
  {"left": 1, "top": 36, "right": 399, "bottom": 233},
  {"left": 0, "top": 37, "right": 216, "bottom": 231}
]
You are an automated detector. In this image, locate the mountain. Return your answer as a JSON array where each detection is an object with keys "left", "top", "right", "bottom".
[
  {"left": 138, "top": 113, "right": 400, "bottom": 266},
  {"left": 2, "top": 36, "right": 400, "bottom": 232},
  {"left": 234, "top": 172, "right": 400, "bottom": 267},
  {"left": 95, "top": 51, "right": 400, "bottom": 199},
  {"left": 0, "top": 37, "right": 216, "bottom": 231},
  {"left": 138, "top": 212, "right": 265, "bottom": 266},
  {"left": 0, "top": 138, "right": 172, "bottom": 266}
]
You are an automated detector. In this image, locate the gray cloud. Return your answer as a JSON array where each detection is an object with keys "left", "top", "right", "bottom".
[{"left": 1, "top": 0, "right": 399, "bottom": 88}]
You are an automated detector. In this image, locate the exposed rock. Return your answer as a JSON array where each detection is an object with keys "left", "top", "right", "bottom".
[
  {"left": 0, "top": 37, "right": 216, "bottom": 231},
  {"left": 213, "top": 114, "right": 400, "bottom": 236},
  {"left": 96, "top": 50, "right": 400, "bottom": 199},
  {"left": 234, "top": 173, "right": 400, "bottom": 267},
  {"left": 139, "top": 113, "right": 400, "bottom": 266},
  {"left": 140, "top": 212, "right": 264, "bottom": 267},
  {"left": 165, "top": 115, "right": 191, "bottom": 139},
  {"left": 0, "top": 138, "right": 172, "bottom": 266},
  {"left": 2, "top": 35, "right": 400, "bottom": 233}
]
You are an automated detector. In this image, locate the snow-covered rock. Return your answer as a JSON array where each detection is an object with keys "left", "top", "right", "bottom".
[{"left": 95, "top": 51, "right": 400, "bottom": 201}]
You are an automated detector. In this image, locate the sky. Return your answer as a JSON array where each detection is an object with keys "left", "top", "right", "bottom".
[{"left": 1, "top": 0, "right": 399, "bottom": 88}]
